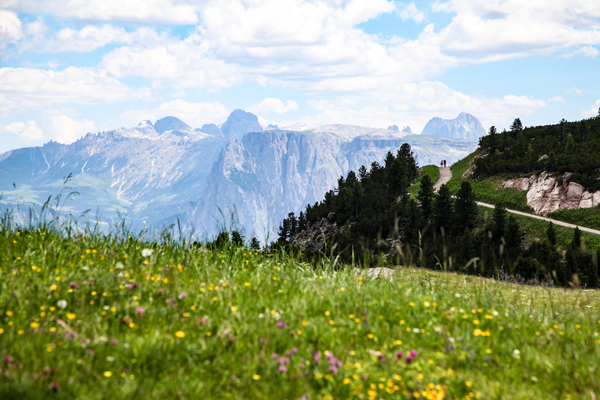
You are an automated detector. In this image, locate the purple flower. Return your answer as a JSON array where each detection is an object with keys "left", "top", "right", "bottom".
[
  {"left": 286, "top": 347, "right": 299, "bottom": 355},
  {"left": 329, "top": 365, "right": 338, "bottom": 373},
  {"left": 278, "top": 357, "right": 290, "bottom": 364},
  {"left": 362, "top": 374, "right": 369, "bottom": 380},
  {"left": 313, "top": 351, "right": 320, "bottom": 365},
  {"left": 86, "top": 349, "right": 93, "bottom": 355},
  {"left": 126, "top": 282, "right": 140, "bottom": 291},
  {"left": 259, "top": 337, "right": 266, "bottom": 343},
  {"left": 135, "top": 306, "right": 145, "bottom": 314},
  {"left": 231, "top": 375, "right": 237, "bottom": 380},
  {"left": 409, "top": 349, "right": 417, "bottom": 358},
  {"left": 378, "top": 353, "right": 385, "bottom": 363},
  {"left": 65, "top": 331, "right": 78, "bottom": 340},
  {"left": 157, "top": 289, "right": 165, "bottom": 295},
  {"left": 111, "top": 339, "right": 118, "bottom": 345},
  {"left": 397, "top": 351, "right": 404, "bottom": 359},
  {"left": 88, "top": 281, "right": 94, "bottom": 286},
  {"left": 276, "top": 321, "right": 287, "bottom": 329},
  {"left": 278, "top": 365, "right": 287, "bottom": 373},
  {"left": 271, "top": 353, "right": 279, "bottom": 360},
  {"left": 70, "top": 282, "right": 79, "bottom": 289},
  {"left": 4, "top": 355, "right": 14, "bottom": 364},
  {"left": 179, "top": 291, "right": 187, "bottom": 299},
  {"left": 51, "top": 381, "right": 60, "bottom": 392}
]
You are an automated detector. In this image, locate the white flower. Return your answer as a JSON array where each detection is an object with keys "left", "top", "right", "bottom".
[
  {"left": 512, "top": 349, "right": 520, "bottom": 359},
  {"left": 455, "top": 293, "right": 461, "bottom": 298},
  {"left": 258, "top": 313, "right": 264, "bottom": 319},
  {"left": 141, "top": 249, "right": 153, "bottom": 258},
  {"left": 116, "top": 262, "right": 124, "bottom": 269},
  {"left": 492, "top": 310, "right": 499, "bottom": 316},
  {"left": 57, "top": 300, "right": 67, "bottom": 309}
]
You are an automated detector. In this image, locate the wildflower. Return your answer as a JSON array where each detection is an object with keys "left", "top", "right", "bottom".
[
  {"left": 285, "top": 348, "right": 299, "bottom": 355},
  {"left": 512, "top": 349, "right": 520, "bottom": 359},
  {"left": 271, "top": 353, "right": 279, "bottom": 360},
  {"left": 50, "top": 285, "right": 57, "bottom": 291},
  {"left": 314, "top": 351, "right": 321, "bottom": 365},
  {"left": 278, "top": 365, "right": 287, "bottom": 373},
  {"left": 86, "top": 349, "right": 94, "bottom": 355},
  {"left": 116, "top": 262, "right": 124, "bottom": 269},
  {"left": 175, "top": 331, "right": 186, "bottom": 338},
  {"left": 179, "top": 291, "right": 187, "bottom": 300},
  {"left": 30, "top": 322, "right": 40, "bottom": 328},
  {"left": 88, "top": 281, "right": 94, "bottom": 286},
  {"left": 259, "top": 337, "right": 266, "bottom": 343},
  {"left": 231, "top": 306, "right": 238, "bottom": 312},
  {"left": 157, "top": 289, "right": 165, "bottom": 296},
  {"left": 111, "top": 339, "right": 118, "bottom": 345},
  {"left": 135, "top": 306, "right": 145, "bottom": 315},
  {"left": 103, "top": 371, "right": 113, "bottom": 377},
  {"left": 70, "top": 282, "right": 79, "bottom": 289},
  {"left": 252, "top": 374, "right": 260, "bottom": 380},
  {"left": 51, "top": 381, "right": 60, "bottom": 392},
  {"left": 141, "top": 249, "right": 153, "bottom": 258},
  {"left": 231, "top": 375, "right": 237, "bottom": 380},
  {"left": 279, "top": 357, "right": 290, "bottom": 364},
  {"left": 57, "top": 300, "right": 67, "bottom": 309},
  {"left": 126, "top": 283, "right": 140, "bottom": 291},
  {"left": 65, "top": 331, "right": 78, "bottom": 340},
  {"left": 66, "top": 313, "right": 76, "bottom": 320},
  {"left": 4, "top": 355, "right": 14, "bottom": 364},
  {"left": 276, "top": 321, "right": 287, "bottom": 329},
  {"left": 406, "top": 349, "right": 417, "bottom": 364}
]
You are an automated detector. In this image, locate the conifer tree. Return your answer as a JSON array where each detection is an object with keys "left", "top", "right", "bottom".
[
  {"left": 454, "top": 181, "right": 477, "bottom": 232},
  {"left": 433, "top": 184, "right": 453, "bottom": 230},
  {"left": 491, "top": 203, "right": 507, "bottom": 243},
  {"left": 417, "top": 174, "right": 434, "bottom": 222},
  {"left": 546, "top": 222, "right": 557, "bottom": 247}
]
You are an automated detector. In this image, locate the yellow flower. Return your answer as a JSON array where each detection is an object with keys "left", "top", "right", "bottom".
[
  {"left": 66, "top": 313, "right": 76, "bottom": 320},
  {"left": 47, "top": 346, "right": 53, "bottom": 352},
  {"left": 6, "top": 311, "right": 13, "bottom": 316},
  {"left": 343, "top": 378, "right": 352, "bottom": 384},
  {"left": 473, "top": 329, "right": 482, "bottom": 336},
  {"left": 103, "top": 371, "right": 112, "bottom": 377},
  {"left": 244, "top": 282, "right": 251, "bottom": 286},
  {"left": 50, "top": 285, "right": 57, "bottom": 291},
  {"left": 409, "top": 302, "right": 415, "bottom": 307},
  {"left": 367, "top": 333, "right": 374, "bottom": 339},
  {"left": 252, "top": 374, "right": 260, "bottom": 380},
  {"left": 354, "top": 362, "right": 362, "bottom": 368},
  {"left": 175, "top": 331, "right": 185, "bottom": 338},
  {"left": 424, "top": 301, "right": 430, "bottom": 307},
  {"left": 18, "top": 330, "right": 24, "bottom": 335},
  {"left": 473, "top": 320, "right": 480, "bottom": 325},
  {"left": 465, "top": 381, "right": 472, "bottom": 387},
  {"left": 0, "top": 328, "right": 4, "bottom": 334},
  {"left": 128, "top": 322, "right": 135, "bottom": 328},
  {"left": 231, "top": 306, "right": 238, "bottom": 312},
  {"left": 395, "top": 340, "right": 403, "bottom": 345},
  {"left": 325, "top": 310, "right": 331, "bottom": 316},
  {"left": 55, "top": 276, "right": 61, "bottom": 281},
  {"left": 30, "top": 322, "right": 40, "bottom": 328}
]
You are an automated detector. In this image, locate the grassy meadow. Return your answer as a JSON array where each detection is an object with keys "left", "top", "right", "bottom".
[{"left": 1, "top": 224, "right": 600, "bottom": 399}]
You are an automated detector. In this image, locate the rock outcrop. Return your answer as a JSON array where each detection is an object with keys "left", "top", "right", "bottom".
[
  {"left": 289, "top": 212, "right": 348, "bottom": 253},
  {"left": 502, "top": 172, "right": 600, "bottom": 214}
]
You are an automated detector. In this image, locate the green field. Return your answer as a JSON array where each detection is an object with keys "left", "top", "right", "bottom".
[{"left": 1, "top": 225, "right": 600, "bottom": 399}]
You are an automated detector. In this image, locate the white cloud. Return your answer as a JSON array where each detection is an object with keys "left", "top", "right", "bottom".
[
  {"left": 582, "top": 100, "right": 600, "bottom": 118},
  {"left": 398, "top": 2, "right": 426, "bottom": 23},
  {"left": 566, "top": 87, "right": 584, "bottom": 96},
  {"left": 559, "top": 45, "right": 599, "bottom": 59},
  {"left": 0, "top": 10, "right": 23, "bottom": 50},
  {"left": 248, "top": 98, "right": 298, "bottom": 115},
  {"left": 4, "top": 0, "right": 199, "bottom": 24},
  {"left": 548, "top": 96, "right": 566, "bottom": 104},
  {"left": 120, "top": 99, "right": 230, "bottom": 128},
  {"left": 1, "top": 120, "right": 44, "bottom": 143},
  {"left": 0, "top": 67, "right": 149, "bottom": 115},
  {"left": 52, "top": 115, "right": 95, "bottom": 144}
]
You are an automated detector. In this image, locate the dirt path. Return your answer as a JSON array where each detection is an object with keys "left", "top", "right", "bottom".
[
  {"left": 433, "top": 167, "right": 452, "bottom": 192},
  {"left": 435, "top": 166, "right": 600, "bottom": 236}
]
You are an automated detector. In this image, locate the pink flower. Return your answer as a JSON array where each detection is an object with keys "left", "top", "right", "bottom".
[
  {"left": 271, "top": 353, "right": 279, "bottom": 360},
  {"left": 278, "top": 365, "right": 287, "bottom": 373},
  {"left": 313, "top": 351, "right": 320, "bottom": 365},
  {"left": 276, "top": 321, "right": 287, "bottom": 329},
  {"left": 179, "top": 291, "right": 187, "bottom": 299},
  {"left": 278, "top": 357, "right": 290, "bottom": 364},
  {"left": 135, "top": 306, "right": 145, "bottom": 314}
]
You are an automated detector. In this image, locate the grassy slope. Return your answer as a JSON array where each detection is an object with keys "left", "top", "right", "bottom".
[
  {"left": 407, "top": 165, "right": 440, "bottom": 199},
  {"left": 1, "top": 228, "right": 600, "bottom": 399}
]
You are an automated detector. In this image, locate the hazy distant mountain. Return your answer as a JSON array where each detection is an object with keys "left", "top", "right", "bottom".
[
  {"left": 221, "top": 109, "right": 263, "bottom": 140},
  {"left": 0, "top": 110, "right": 479, "bottom": 242},
  {"left": 421, "top": 112, "right": 486, "bottom": 140},
  {"left": 154, "top": 116, "right": 191, "bottom": 134}
]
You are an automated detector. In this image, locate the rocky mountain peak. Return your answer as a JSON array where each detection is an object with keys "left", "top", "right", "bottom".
[
  {"left": 154, "top": 116, "right": 191, "bottom": 134},
  {"left": 420, "top": 112, "right": 486, "bottom": 141},
  {"left": 221, "top": 109, "right": 262, "bottom": 140}
]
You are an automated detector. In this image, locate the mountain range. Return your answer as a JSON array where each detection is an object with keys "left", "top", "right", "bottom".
[{"left": 0, "top": 111, "right": 483, "bottom": 242}]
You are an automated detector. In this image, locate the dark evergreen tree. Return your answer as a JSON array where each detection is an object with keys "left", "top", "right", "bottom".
[
  {"left": 231, "top": 230, "right": 244, "bottom": 246},
  {"left": 491, "top": 203, "right": 507, "bottom": 244},
  {"left": 453, "top": 181, "right": 478, "bottom": 233},
  {"left": 546, "top": 222, "right": 557, "bottom": 247},
  {"left": 417, "top": 174, "right": 434, "bottom": 222},
  {"left": 505, "top": 216, "right": 521, "bottom": 250},
  {"left": 572, "top": 227, "right": 582, "bottom": 249},
  {"left": 250, "top": 237, "right": 261, "bottom": 250},
  {"left": 433, "top": 184, "right": 453, "bottom": 231}
]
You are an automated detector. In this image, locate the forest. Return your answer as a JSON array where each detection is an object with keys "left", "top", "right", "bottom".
[
  {"left": 276, "top": 132, "right": 600, "bottom": 288},
  {"left": 474, "top": 113, "right": 600, "bottom": 190}
]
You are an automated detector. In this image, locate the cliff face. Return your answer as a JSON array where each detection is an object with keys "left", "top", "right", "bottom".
[
  {"left": 189, "top": 129, "right": 478, "bottom": 242},
  {"left": 421, "top": 112, "right": 486, "bottom": 141},
  {"left": 502, "top": 172, "right": 600, "bottom": 214}
]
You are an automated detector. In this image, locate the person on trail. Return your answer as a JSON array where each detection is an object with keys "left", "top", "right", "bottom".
[{"left": 444, "top": 160, "right": 447, "bottom": 167}]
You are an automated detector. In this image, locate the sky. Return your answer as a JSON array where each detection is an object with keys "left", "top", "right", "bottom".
[{"left": 0, "top": 0, "right": 599, "bottom": 153}]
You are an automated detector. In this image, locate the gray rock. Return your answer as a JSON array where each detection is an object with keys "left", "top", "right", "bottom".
[
  {"left": 387, "top": 125, "right": 399, "bottom": 131},
  {"left": 402, "top": 126, "right": 412, "bottom": 133},
  {"left": 537, "top": 154, "right": 548, "bottom": 162},
  {"left": 221, "top": 109, "right": 262, "bottom": 140},
  {"left": 198, "top": 123, "right": 221, "bottom": 137}
]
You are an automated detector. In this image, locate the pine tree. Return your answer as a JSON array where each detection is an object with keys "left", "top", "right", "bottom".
[
  {"left": 491, "top": 203, "right": 507, "bottom": 243},
  {"left": 546, "top": 222, "right": 557, "bottom": 248},
  {"left": 417, "top": 174, "right": 435, "bottom": 222},
  {"left": 505, "top": 215, "right": 521, "bottom": 249},
  {"left": 572, "top": 227, "right": 582, "bottom": 249},
  {"left": 433, "top": 184, "right": 453, "bottom": 231},
  {"left": 454, "top": 181, "right": 478, "bottom": 232}
]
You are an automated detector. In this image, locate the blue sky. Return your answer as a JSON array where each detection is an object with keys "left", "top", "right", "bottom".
[{"left": 1, "top": 0, "right": 599, "bottom": 152}]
